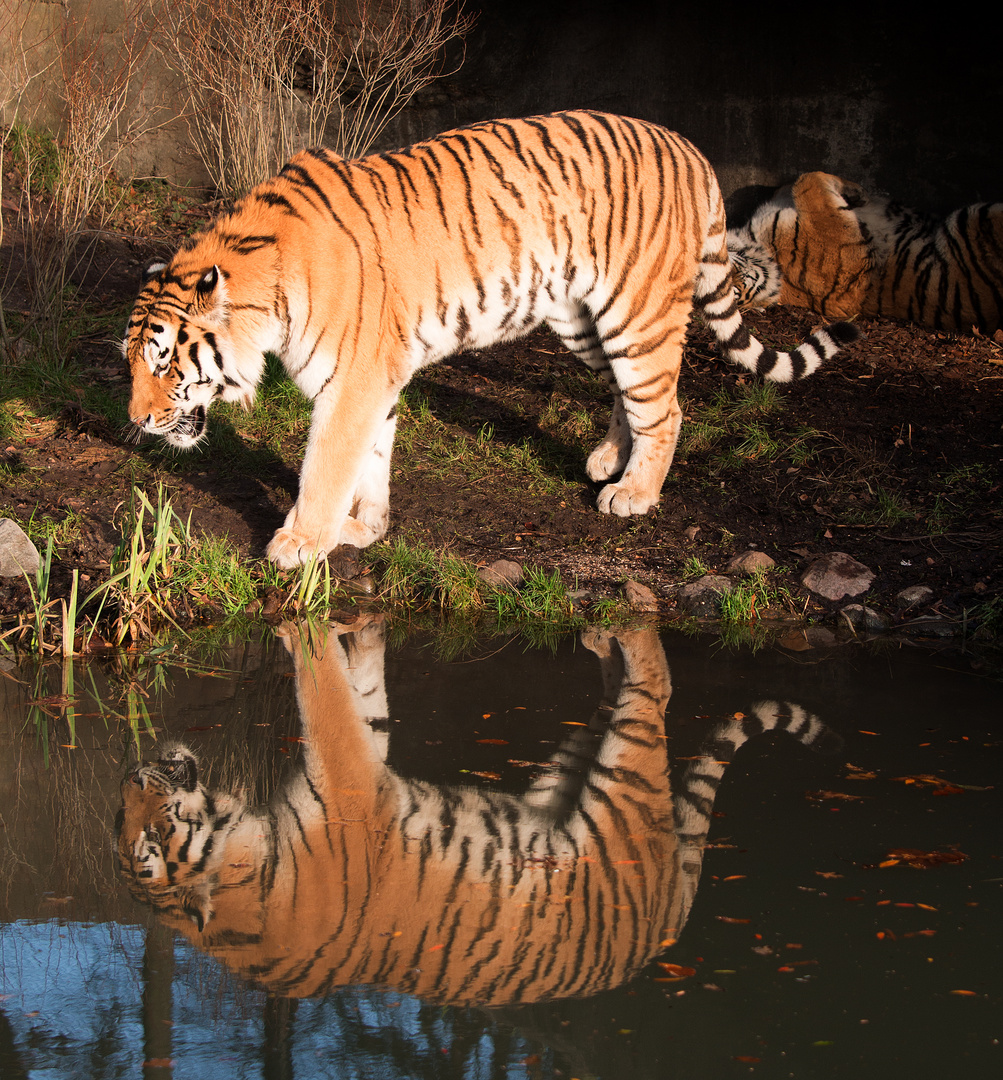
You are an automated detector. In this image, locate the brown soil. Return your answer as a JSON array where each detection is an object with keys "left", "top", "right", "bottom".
[{"left": 2, "top": 226, "right": 1002, "bottom": 637}]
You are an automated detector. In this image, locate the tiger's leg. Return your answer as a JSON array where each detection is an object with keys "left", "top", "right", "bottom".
[
  {"left": 547, "top": 305, "right": 632, "bottom": 481},
  {"left": 591, "top": 311, "right": 688, "bottom": 517},
  {"left": 267, "top": 371, "right": 403, "bottom": 568},
  {"left": 338, "top": 405, "right": 398, "bottom": 549}
]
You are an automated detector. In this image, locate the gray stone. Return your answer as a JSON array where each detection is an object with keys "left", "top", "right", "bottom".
[
  {"left": 676, "top": 575, "right": 733, "bottom": 618},
  {"left": 477, "top": 558, "right": 524, "bottom": 590},
  {"left": 898, "top": 616, "right": 960, "bottom": 639},
  {"left": 779, "top": 626, "right": 839, "bottom": 651},
  {"left": 839, "top": 604, "right": 890, "bottom": 633},
  {"left": 0, "top": 519, "right": 40, "bottom": 577},
  {"left": 624, "top": 579, "right": 659, "bottom": 612},
  {"left": 800, "top": 552, "right": 874, "bottom": 601},
  {"left": 897, "top": 585, "right": 934, "bottom": 608},
  {"left": 726, "top": 549, "right": 776, "bottom": 575}
]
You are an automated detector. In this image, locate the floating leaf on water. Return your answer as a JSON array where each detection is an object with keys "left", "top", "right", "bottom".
[
  {"left": 891, "top": 773, "right": 966, "bottom": 795},
  {"left": 470, "top": 771, "right": 502, "bottom": 781},
  {"left": 806, "top": 790, "right": 865, "bottom": 802},
  {"left": 476, "top": 738, "right": 508, "bottom": 745},
  {"left": 950, "top": 990, "right": 977, "bottom": 996},
  {"left": 656, "top": 962, "right": 696, "bottom": 978},
  {"left": 716, "top": 916, "right": 751, "bottom": 924},
  {"left": 873, "top": 847, "right": 968, "bottom": 869},
  {"left": 734, "top": 1055, "right": 761, "bottom": 1063},
  {"left": 723, "top": 875, "right": 746, "bottom": 882},
  {"left": 815, "top": 871, "right": 844, "bottom": 879}
]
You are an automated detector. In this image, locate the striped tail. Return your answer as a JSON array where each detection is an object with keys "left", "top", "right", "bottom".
[
  {"left": 695, "top": 202, "right": 860, "bottom": 382},
  {"left": 669, "top": 700, "right": 841, "bottom": 922}
]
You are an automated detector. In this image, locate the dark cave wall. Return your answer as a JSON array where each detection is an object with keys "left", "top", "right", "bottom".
[{"left": 388, "top": 2, "right": 1001, "bottom": 211}]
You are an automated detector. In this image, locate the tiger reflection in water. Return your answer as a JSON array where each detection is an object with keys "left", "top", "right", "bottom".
[{"left": 117, "top": 621, "right": 834, "bottom": 1006}]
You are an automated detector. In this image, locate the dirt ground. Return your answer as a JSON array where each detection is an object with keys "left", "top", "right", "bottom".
[{"left": 1, "top": 226, "right": 1002, "bottom": 637}]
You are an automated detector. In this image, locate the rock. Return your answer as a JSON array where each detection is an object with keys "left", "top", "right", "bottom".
[
  {"left": 726, "top": 549, "right": 776, "bottom": 575},
  {"left": 897, "top": 585, "right": 934, "bottom": 608},
  {"left": 800, "top": 552, "right": 874, "bottom": 601},
  {"left": 898, "top": 616, "right": 960, "bottom": 639},
  {"left": 683, "top": 524, "right": 701, "bottom": 542},
  {"left": 624, "top": 579, "right": 659, "bottom": 612},
  {"left": 675, "top": 574, "right": 732, "bottom": 618},
  {"left": 327, "top": 545, "right": 362, "bottom": 580},
  {"left": 779, "top": 626, "right": 839, "bottom": 651},
  {"left": 477, "top": 558, "right": 523, "bottom": 590},
  {"left": 0, "top": 519, "right": 40, "bottom": 577},
  {"left": 839, "top": 604, "right": 890, "bottom": 633}
]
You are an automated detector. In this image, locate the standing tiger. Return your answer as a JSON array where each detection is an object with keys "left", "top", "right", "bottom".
[
  {"left": 727, "top": 171, "right": 1003, "bottom": 333},
  {"left": 124, "top": 111, "right": 858, "bottom": 568},
  {"left": 117, "top": 619, "right": 838, "bottom": 1006}
]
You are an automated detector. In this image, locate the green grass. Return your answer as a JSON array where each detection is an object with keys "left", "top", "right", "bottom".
[
  {"left": 677, "top": 381, "right": 823, "bottom": 467},
  {"left": 717, "top": 567, "right": 794, "bottom": 624},
  {"left": 394, "top": 386, "right": 580, "bottom": 497}
]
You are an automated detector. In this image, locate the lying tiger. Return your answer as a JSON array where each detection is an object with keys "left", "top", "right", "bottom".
[
  {"left": 727, "top": 171, "right": 1003, "bottom": 334},
  {"left": 124, "top": 111, "right": 858, "bottom": 567},
  {"left": 117, "top": 618, "right": 838, "bottom": 1006}
]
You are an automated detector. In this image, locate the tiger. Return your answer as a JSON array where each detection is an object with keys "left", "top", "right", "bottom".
[
  {"left": 117, "top": 617, "right": 839, "bottom": 1006},
  {"left": 727, "top": 171, "right": 1003, "bottom": 333},
  {"left": 123, "top": 111, "right": 859, "bottom": 569}
]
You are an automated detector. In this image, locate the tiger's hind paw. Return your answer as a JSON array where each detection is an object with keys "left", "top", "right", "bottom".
[{"left": 596, "top": 482, "right": 659, "bottom": 517}]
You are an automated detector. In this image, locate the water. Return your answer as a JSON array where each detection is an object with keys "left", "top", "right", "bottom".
[{"left": 1, "top": 622, "right": 999, "bottom": 1078}]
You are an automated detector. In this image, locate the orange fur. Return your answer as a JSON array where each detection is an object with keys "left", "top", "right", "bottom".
[{"left": 125, "top": 113, "right": 857, "bottom": 566}]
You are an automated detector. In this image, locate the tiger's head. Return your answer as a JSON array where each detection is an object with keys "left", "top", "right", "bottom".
[
  {"left": 116, "top": 745, "right": 244, "bottom": 930},
  {"left": 123, "top": 257, "right": 261, "bottom": 448},
  {"left": 727, "top": 239, "right": 783, "bottom": 309}
]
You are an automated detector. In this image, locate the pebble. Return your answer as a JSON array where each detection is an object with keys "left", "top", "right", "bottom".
[
  {"left": 800, "top": 552, "right": 875, "bottom": 601},
  {"left": 0, "top": 518, "right": 40, "bottom": 577},
  {"left": 675, "top": 574, "right": 733, "bottom": 618},
  {"left": 623, "top": 579, "right": 659, "bottom": 612},
  {"left": 726, "top": 549, "right": 776, "bottom": 575},
  {"left": 477, "top": 558, "right": 524, "bottom": 590}
]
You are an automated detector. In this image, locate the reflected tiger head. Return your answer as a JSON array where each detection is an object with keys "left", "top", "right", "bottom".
[{"left": 115, "top": 744, "right": 243, "bottom": 930}]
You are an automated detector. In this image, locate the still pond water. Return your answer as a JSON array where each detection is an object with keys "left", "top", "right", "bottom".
[{"left": 0, "top": 621, "right": 999, "bottom": 1079}]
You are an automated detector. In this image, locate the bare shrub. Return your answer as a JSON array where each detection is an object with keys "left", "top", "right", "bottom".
[
  {"left": 2, "top": 1, "right": 164, "bottom": 357},
  {"left": 0, "top": 0, "right": 58, "bottom": 348},
  {"left": 163, "top": 0, "right": 474, "bottom": 198}
]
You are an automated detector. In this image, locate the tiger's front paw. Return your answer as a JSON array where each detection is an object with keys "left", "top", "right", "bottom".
[
  {"left": 596, "top": 482, "right": 659, "bottom": 517},
  {"left": 266, "top": 528, "right": 332, "bottom": 569},
  {"left": 586, "top": 440, "right": 630, "bottom": 483}
]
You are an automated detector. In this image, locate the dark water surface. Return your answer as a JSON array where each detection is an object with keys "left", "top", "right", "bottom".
[{"left": 1, "top": 623, "right": 999, "bottom": 1078}]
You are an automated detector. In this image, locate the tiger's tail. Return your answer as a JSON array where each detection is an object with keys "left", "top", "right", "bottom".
[{"left": 694, "top": 197, "right": 860, "bottom": 381}]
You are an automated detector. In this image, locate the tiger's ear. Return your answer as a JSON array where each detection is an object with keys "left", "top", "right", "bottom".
[
  {"left": 192, "top": 264, "right": 228, "bottom": 322},
  {"left": 141, "top": 261, "right": 167, "bottom": 285}
]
